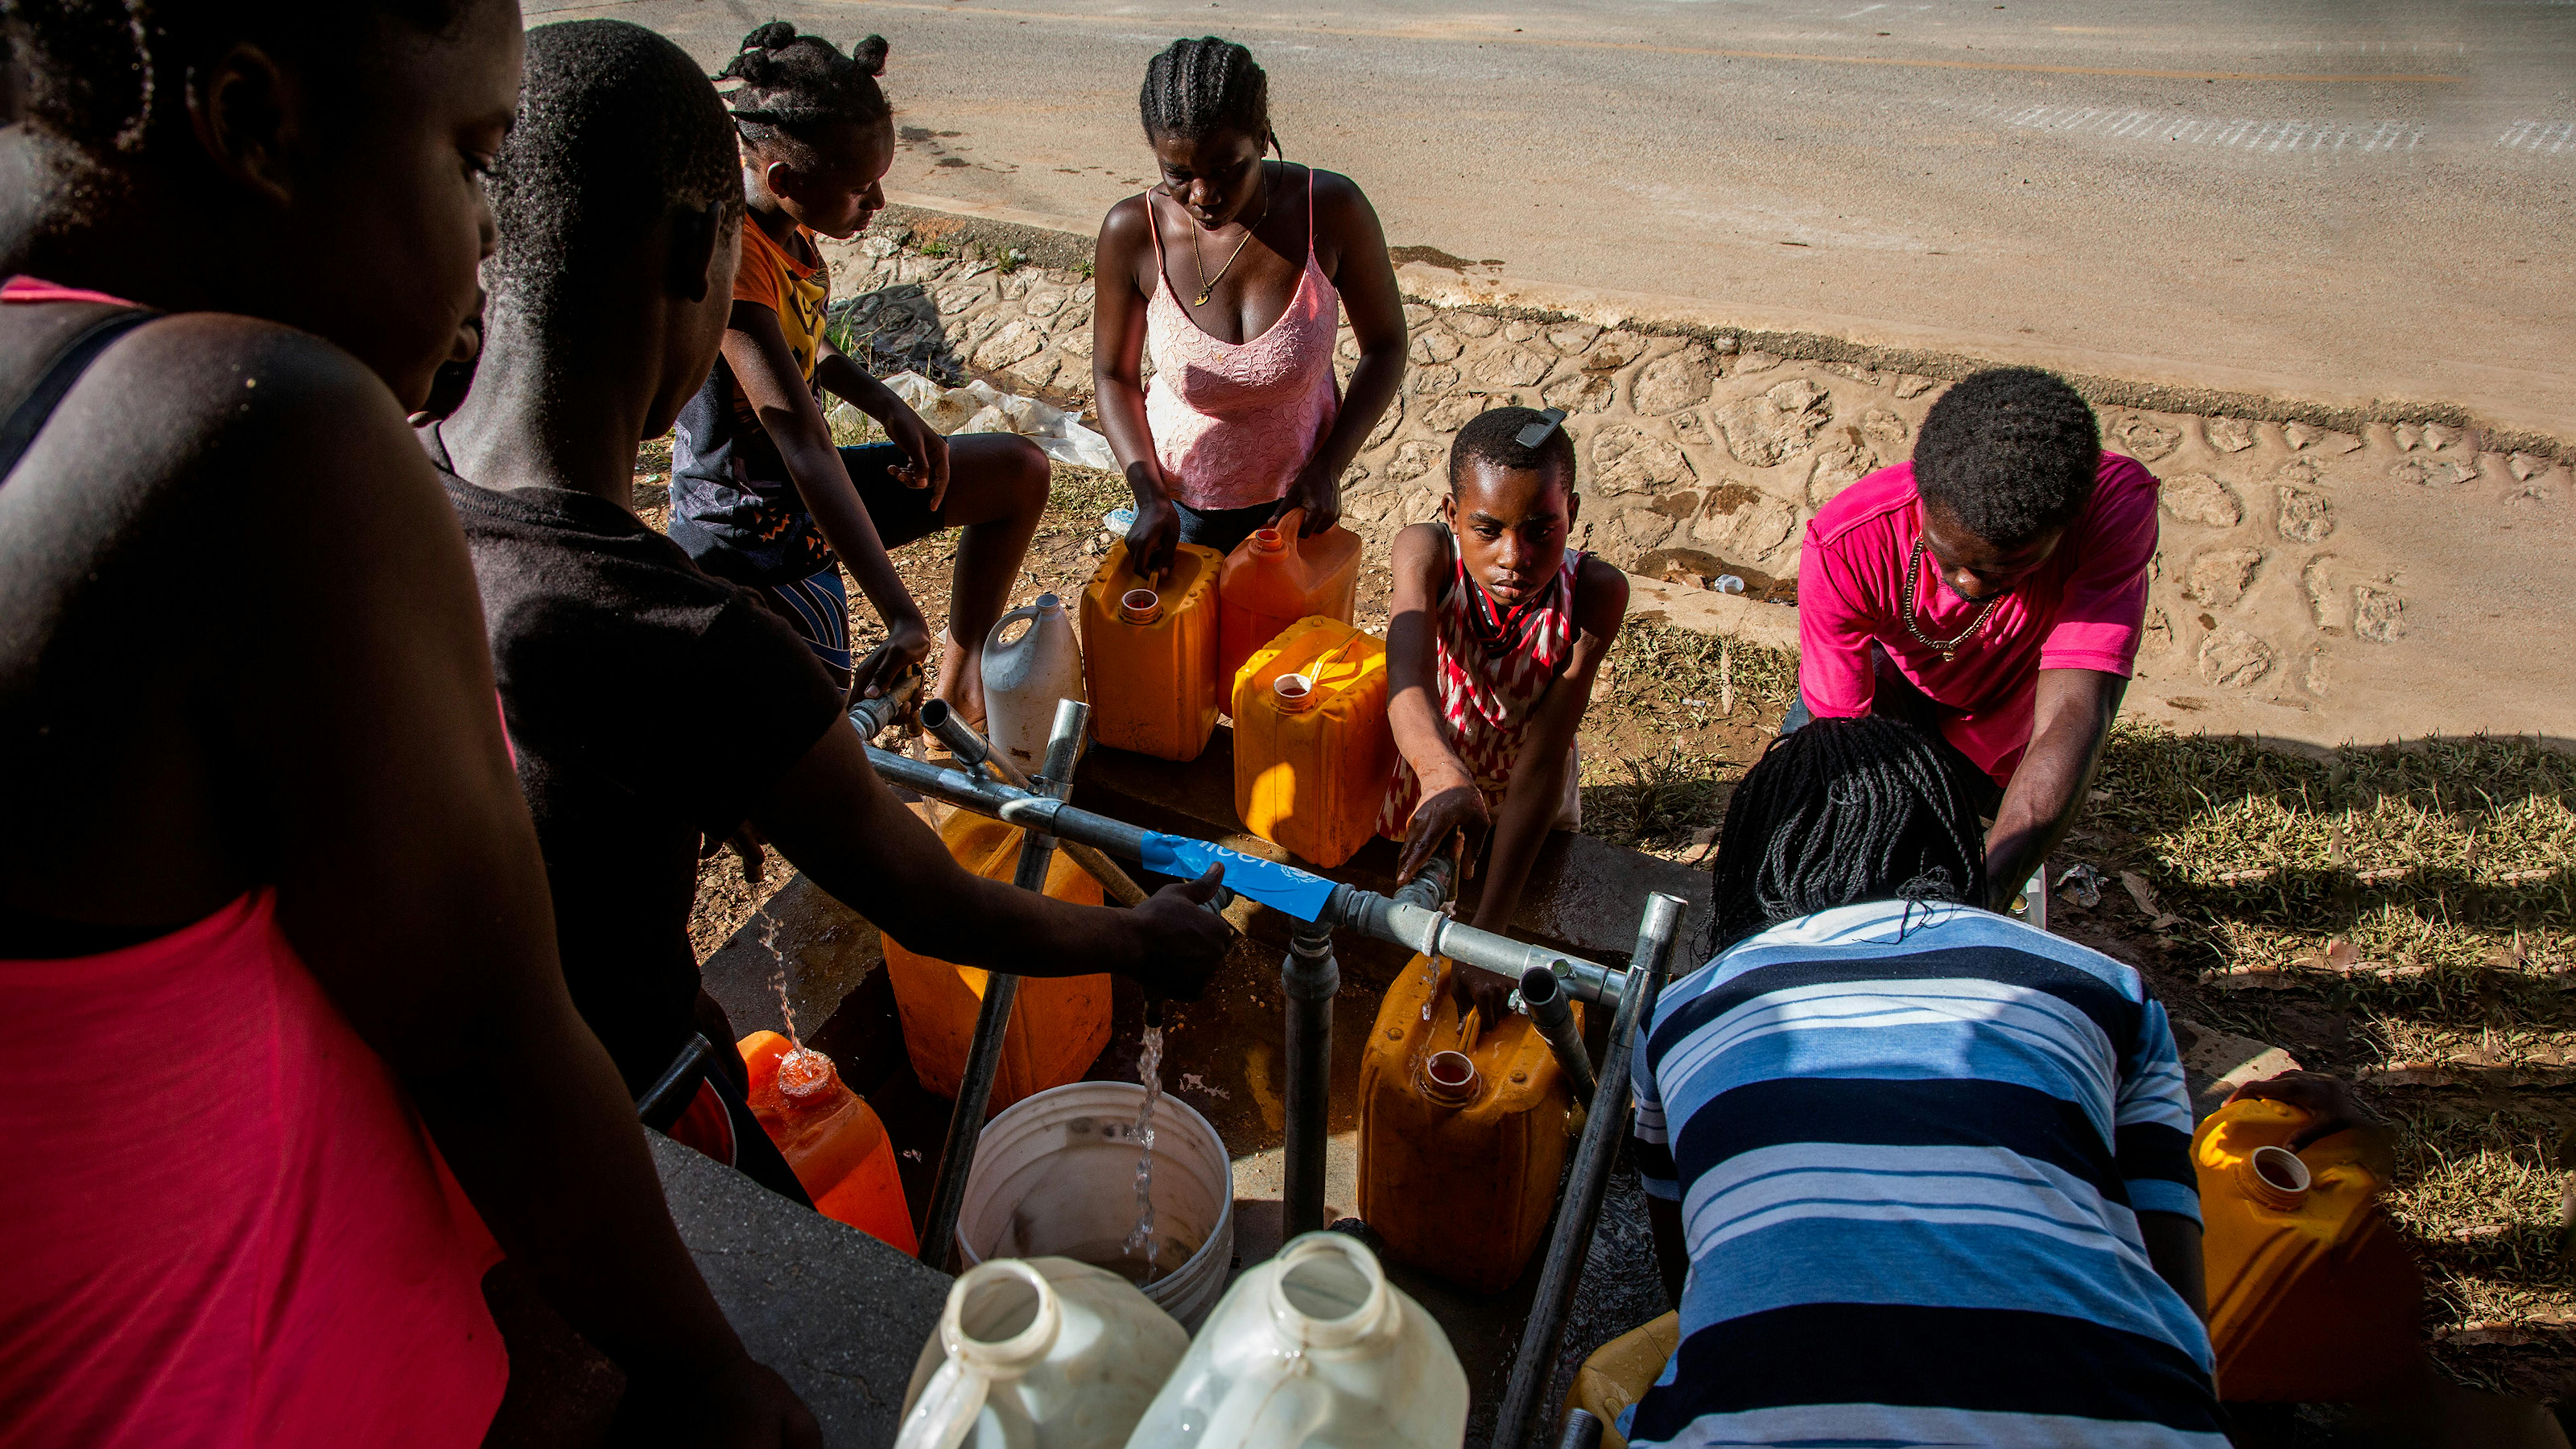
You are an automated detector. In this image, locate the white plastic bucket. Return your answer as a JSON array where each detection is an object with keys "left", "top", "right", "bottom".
[{"left": 957, "top": 1081, "right": 1236, "bottom": 1330}]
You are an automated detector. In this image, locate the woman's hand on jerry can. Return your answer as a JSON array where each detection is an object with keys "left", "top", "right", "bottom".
[{"left": 1275, "top": 460, "right": 1342, "bottom": 537}]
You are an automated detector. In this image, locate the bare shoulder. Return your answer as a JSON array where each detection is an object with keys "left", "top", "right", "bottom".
[
  {"left": 1572, "top": 554, "right": 1630, "bottom": 639},
  {"left": 1096, "top": 193, "right": 1155, "bottom": 257},
  {"left": 1391, "top": 519, "right": 1450, "bottom": 575},
  {"left": 64, "top": 315, "right": 454, "bottom": 568},
  {"left": 1308, "top": 168, "right": 1380, "bottom": 225}
]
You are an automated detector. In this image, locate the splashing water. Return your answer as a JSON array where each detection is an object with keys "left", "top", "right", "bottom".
[
  {"left": 1122, "top": 1025, "right": 1165, "bottom": 1276},
  {"left": 754, "top": 908, "right": 800, "bottom": 1046}
]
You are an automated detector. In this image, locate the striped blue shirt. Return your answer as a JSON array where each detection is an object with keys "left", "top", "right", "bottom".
[{"left": 1625, "top": 900, "right": 2223, "bottom": 1448}]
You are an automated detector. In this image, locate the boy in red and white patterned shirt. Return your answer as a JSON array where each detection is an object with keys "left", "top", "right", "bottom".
[{"left": 1382, "top": 407, "right": 1629, "bottom": 1027}]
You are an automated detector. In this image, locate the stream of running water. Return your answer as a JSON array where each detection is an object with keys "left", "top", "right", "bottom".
[
  {"left": 758, "top": 908, "right": 799, "bottom": 1045},
  {"left": 1121, "top": 1024, "right": 1164, "bottom": 1278}
]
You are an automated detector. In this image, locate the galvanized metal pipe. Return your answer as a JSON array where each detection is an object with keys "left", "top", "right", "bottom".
[
  {"left": 916, "top": 701, "right": 1150, "bottom": 908},
  {"left": 1279, "top": 916, "right": 1340, "bottom": 1237},
  {"left": 1519, "top": 964, "right": 1596, "bottom": 1107},
  {"left": 1491, "top": 891, "right": 1689, "bottom": 1449},
  {"left": 1557, "top": 1409, "right": 1605, "bottom": 1449},
  {"left": 866, "top": 738, "right": 1637, "bottom": 1004},
  {"left": 917, "top": 700, "right": 1090, "bottom": 1269}
]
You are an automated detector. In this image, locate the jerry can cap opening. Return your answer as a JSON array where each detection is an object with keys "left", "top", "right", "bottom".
[
  {"left": 1423, "top": 1049, "right": 1480, "bottom": 1105},
  {"left": 1273, "top": 672, "right": 1316, "bottom": 709},
  {"left": 778, "top": 1046, "right": 836, "bottom": 1103},
  {"left": 1119, "top": 587, "right": 1163, "bottom": 625}
]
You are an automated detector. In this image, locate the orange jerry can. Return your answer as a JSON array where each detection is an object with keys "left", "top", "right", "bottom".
[
  {"left": 1358, "top": 953, "right": 1581, "bottom": 1292},
  {"left": 1232, "top": 617, "right": 1397, "bottom": 868},
  {"left": 880, "top": 812, "right": 1110, "bottom": 1112},
  {"left": 1216, "top": 508, "right": 1363, "bottom": 691},
  {"left": 2195, "top": 1098, "right": 2422, "bottom": 1402},
  {"left": 1079, "top": 539, "right": 1223, "bottom": 761},
  {"left": 738, "top": 1031, "right": 918, "bottom": 1254}
]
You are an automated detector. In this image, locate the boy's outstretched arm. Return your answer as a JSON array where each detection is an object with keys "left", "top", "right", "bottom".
[
  {"left": 722, "top": 303, "right": 927, "bottom": 700},
  {"left": 752, "top": 718, "right": 1230, "bottom": 1001},
  {"left": 235, "top": 327, "right": 815, "bottom": 1446},
  {"left": 1386, "top": 522, "right": 1489, "bottom": 884},
  {"left": 1474, "top": 558, "right": 1628, "bottom": 932},
  {"left": 1453, "top": 559, "right": 1627, "bottom": 1023}
]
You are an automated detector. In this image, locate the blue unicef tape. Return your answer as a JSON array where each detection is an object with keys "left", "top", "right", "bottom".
[{"left": 1138, "top": 833, "right": 1336, "bottom": 923}]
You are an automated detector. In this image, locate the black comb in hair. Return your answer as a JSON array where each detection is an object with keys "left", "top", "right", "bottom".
[{"left": 1515, "top": 408, "right": 1568, "bottom": 449}]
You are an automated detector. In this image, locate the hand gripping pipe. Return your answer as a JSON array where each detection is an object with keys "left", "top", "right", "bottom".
[
  {"left": 915, "top": 698, "right": 1091, "bottom": 1269},
  {"left": 1491, "top": 891, "right": 1689, "bottom": 1449}
]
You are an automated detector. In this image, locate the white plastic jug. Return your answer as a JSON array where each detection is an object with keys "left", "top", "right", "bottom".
[
  {"left": 898, "top": 1257, "right": 1191, "bottom": 1449},
  {"left": 1120, "top": 1232, "right": 1469, "bottom": 1449},
  {"left": 984, "top": 594, "right": 1085, "bottom": 775}
]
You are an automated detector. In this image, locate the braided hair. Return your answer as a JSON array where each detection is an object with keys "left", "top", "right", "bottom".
[
  {"left": 1706, "top": 715, "right": 1988, "bottom": 956},
  {"left": 2, "top": 0, "right": 465, "bottom": 153},
  {"left": 713, "top": 21, "right": 890, "bottom": 162},
  {"left": 1139, "top": 36, "right": 1279, "bottom": 156}
]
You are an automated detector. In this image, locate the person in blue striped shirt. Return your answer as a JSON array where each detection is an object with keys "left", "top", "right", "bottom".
[{"left": 1626, "top": 713, "right": 2223, "bottom": 1448}]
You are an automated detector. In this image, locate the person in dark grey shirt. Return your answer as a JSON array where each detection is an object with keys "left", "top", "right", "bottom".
[{"left": 423, "top": 20, "right": 1228, "bottom": 1203}]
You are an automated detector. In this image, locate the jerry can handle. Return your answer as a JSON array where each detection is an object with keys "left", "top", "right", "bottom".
[{"left": 984, "top": 595, "right": 1055, "bottom": 655}]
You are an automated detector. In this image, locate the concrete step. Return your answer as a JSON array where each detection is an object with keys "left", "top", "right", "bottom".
[{"left": 649, "top": 1133, "right": 949, "bottom": 1447}]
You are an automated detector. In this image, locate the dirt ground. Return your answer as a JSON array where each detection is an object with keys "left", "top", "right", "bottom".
[{"left": 639, "top": 439, "right": 2576, "bottom": 1421}]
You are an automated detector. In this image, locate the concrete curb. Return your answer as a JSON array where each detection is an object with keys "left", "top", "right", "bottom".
[{"left": 875, "top": 191, "right": 2570, "bottom": 463}]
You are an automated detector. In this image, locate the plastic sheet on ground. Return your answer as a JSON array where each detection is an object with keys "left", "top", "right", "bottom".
[{"left": 841, "top": 370, "right": 1115, "bottom": 472}]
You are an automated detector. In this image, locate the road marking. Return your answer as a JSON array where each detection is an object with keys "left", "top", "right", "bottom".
[
  {"left": 1976, "top": 102, "right": 2429, "bottom": 152},
  {"left": 708, "top": 1, "right": 2469, "bottom": 86},
  {"left": 2497, "top": 120, "right": 2576, "bottom": 154}
]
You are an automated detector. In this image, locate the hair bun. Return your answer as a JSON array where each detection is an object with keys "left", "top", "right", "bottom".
[
  {"left": 743, "top": 20, "right": 798, "bottom": 51},
  {"left": 850, "top": 34, "right": 890, "bottom": 78}
]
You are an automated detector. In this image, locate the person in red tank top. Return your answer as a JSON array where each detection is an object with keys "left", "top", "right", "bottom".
[
  {"left": 1384, "top": 408, "right": 1630, "bottom": 1029},
  {"left": 0, "top": 6, "right": 813, "bottom": 1445}
]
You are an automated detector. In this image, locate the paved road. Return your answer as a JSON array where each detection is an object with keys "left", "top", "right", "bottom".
[{"left": 536, "top": 0, "right": 2576, "bottom": 437}]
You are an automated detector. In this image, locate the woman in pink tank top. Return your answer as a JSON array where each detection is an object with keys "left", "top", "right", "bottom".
[
  {"left": 1093, "top": 37, "right": 1408, "bottom": 568},
  {"left": 0, "top": 9, "right": 811, "bottom": 1446}
]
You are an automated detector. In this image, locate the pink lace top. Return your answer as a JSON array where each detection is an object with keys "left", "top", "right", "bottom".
[{"left": 1143, "top": 166, "right": 1342, "bottom": 511}]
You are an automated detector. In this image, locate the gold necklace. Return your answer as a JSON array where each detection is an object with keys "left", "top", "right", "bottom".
[
  {"left": 1185, "top": 161, "right": 1271, "bottom": 308},
  {"left": 1901, "top": 538, "right": 2005, "bottom": 661}
]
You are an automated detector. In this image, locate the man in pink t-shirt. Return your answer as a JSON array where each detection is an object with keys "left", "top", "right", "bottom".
[{"left": 1793, "top": 368, "right": 2158, "bottom": 909}]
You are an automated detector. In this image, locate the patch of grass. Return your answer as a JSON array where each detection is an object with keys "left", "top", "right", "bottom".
[
  {"left": 1580, "top": 744, "right": 1735, "bottom": 852},
  {"left": 1596, "top": 622, "right": 1797, "bottom": 724},
  {"left": 2381, "top": 1109, "right": 2574, "bottom": 1331},
  {"left": 1046, "top": 463, "right": 1129, "bottom": 525}
]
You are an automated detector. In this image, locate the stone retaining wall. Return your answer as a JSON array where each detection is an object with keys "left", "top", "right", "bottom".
[{"left": 818, "top": 225, "right": 2576, "bottom": 739}]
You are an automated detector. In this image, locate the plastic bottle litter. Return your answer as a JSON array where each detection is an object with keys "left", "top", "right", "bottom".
[
  {"left": 897, "top": 1256, "right": 1190, "bottom": 1449},
  {"left": 1121, "top": 1231, "right": 1468, "bottom": 1448}
]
